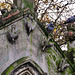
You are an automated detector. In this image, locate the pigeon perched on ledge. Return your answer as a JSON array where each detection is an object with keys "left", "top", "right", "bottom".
[
  {"left": 64, "top": 15, "right": 75, "bottom": 24},
  {"left": 46, "top": 22, "right": 54, "bottom": 31}
]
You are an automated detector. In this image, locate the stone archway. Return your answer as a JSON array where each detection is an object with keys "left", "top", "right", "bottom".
[{"left": 1, "top": 57, "right": 45, "bottom": 75}]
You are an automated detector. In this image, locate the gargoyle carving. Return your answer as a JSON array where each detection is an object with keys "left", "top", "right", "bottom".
[{"left": 6, "top": 30, "right": 20, "bottom": 44}]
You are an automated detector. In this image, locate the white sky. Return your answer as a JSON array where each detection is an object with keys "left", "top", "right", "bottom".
[
  {"left": 37, "top": 0, "right": 75, "bottom": 22},
  {"left": 0, "top": 0, "right": 13, "bottom": 3}
]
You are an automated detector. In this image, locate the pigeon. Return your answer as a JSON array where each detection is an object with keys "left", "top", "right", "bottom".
[
  {"left": 46, "top": 22, "right": 54, "bottom": 31},
  {"left": 64, "top": 15, "right": 75, "bottom": 24}
]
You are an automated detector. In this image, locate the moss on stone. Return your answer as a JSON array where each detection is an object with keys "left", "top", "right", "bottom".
[
  {"left": 31, "top": 33, "right": 33, "bottom": 45},
  {"left": 53, "top": 55, "right": 56, "bottom": 61},
  {"left": 1, "top": 65, "right": 14, "bottom": 75},
  {"left": 6, "top": 45, "right": 8, "bottom": 49},
  {"left": 22, "top": 19, "right": 25, "bottom": 30},
  {"left": 23, "top": 0, "right": 33, "bottom": 11},
  {"left": 46, "top": 56, "right": 50, "bottom": 74},
  {"left": 30, "top": 49, "right": 32, "bottom": 53},
  {"left": 2, "top": 57, "right": 44, "bottom": 75},
  {"left": 46, "top": 48, "right": 52, "bottom": 53},
  {"left": 56, "top": 59, "right": 61, "bottom": 66},
  {"left": 22, "top": 47, "right": 26, "bottom": 50}
]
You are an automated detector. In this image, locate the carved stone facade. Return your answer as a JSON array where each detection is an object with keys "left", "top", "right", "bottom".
[
  {"left": 0, "top": 14, "right": 48, "bottom": 75},
  {"left": 0, "top": 0, "right": 74, "bottom": 75}
]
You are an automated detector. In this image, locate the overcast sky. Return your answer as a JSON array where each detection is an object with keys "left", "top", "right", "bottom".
[
  {"left": 0, "top": 0, "right": 13, "bottom": 3},
  {"left": 37, "top": 0, "right": 75, "bottom": 22}
]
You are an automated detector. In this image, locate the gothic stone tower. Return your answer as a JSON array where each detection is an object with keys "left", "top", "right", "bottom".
[{"left": 0, "top": 0, "right": 74, "bottom": 75}]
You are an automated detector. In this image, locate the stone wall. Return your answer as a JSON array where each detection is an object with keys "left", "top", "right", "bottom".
[
  {"left": 0, "top": 14, "right": 73, "bottom": 75},
  {"left": 0, "top": 0, "right": 74, "bottom": 75},
  {"left": 0, "top": 16, "right": 48, "bottom": 74}
]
